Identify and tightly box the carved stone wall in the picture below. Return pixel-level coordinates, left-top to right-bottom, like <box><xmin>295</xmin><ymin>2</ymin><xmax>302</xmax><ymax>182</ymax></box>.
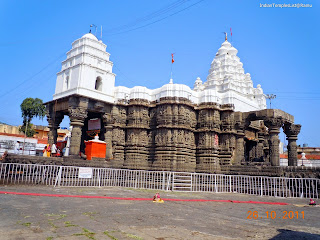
<box><xmin>46</xmin><ymin>96</ymin><xmax>301</xmax><ymax>173</ymax></box>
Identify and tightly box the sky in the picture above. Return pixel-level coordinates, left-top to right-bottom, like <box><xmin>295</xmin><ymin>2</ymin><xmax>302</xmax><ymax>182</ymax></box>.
<box><xmin>0</xmin><ymin>0</ymin><xmax>319</xmax><ymax>147</ymax></box>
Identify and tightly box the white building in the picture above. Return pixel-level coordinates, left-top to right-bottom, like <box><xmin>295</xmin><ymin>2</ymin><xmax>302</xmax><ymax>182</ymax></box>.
<box><xmin>53</xmin><ymin>33</ymin><xmax>266</xmax><ymax>112</ymax></box>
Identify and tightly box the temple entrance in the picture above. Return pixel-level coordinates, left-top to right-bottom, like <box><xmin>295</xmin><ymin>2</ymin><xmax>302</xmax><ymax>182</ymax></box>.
<box><xmin>244</xmin><ymin>138</ymin><xmax>264</xmax><ymax>163</ymax></box>
<box><xmin>80</xmin><ymin>112</ymin><xmax>105</xmax><ymax>153</ymax></box>
<box><xmin>245</xmin><ymin>138</ymin><xmax>257</xmax><ymax>163</ymax></box>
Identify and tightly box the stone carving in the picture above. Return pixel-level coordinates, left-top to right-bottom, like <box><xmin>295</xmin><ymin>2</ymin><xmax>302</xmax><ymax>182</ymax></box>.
<box><xmin>112</xmin><ymin>128</ymin><xmax>125</xmax><ymax>145</ymax></box>
<box><xmin>69</xmin><ymin>107</ymin><xmax>88</xmax><ymax>122</ymax></box>
<box><xmin>46</xmin><ymin>95</ymin><xmax>301</xmax><ymax>172</ymax></box>
<box><xmin>102</xmin><ymin>112</ymin><xmax>114</xmax><ymax>125</ymax></box>
<box><xmin>283</xmin><ymin>123</ymin><xmax>301</xmax><ymax>138</ymax></box>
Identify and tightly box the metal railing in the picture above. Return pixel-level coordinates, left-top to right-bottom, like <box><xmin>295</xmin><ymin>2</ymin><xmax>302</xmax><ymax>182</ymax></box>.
<box><xmin>0</xmin><ymin>163</ymin><xmax>319</xmax><ymax>199</ymax></box>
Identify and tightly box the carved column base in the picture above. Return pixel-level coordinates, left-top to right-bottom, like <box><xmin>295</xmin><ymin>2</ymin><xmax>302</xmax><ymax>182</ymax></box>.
<box><xmin>124</xmin><ymin>146</ymin><xmax>149</xmax><ymax>170</ymax></box>
<box><xmin>109</xmin><ymin>146</ymin><xmax>125</xmax><ymax>168</ymax></box>
<box><xmin>152</xmin><ymin>145</ymin><xmax>196</xmax><ymax>172</ymax></box>
<box><xmin>196</xmin><ymin>148</ymin><xmax>220</xmax><ymax>173</ymax></box>
<box><xmin>219</xmin><ymin>150</ymin><xmax>233</xmax><ymax>166</ymax></box>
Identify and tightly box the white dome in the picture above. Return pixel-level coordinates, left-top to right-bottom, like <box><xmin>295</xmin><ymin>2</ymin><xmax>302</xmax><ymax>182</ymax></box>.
<box><xmin>218</xmin><ymin>46</ymin><xmax>228</xmax><ymax>55</ymax></box>
<box><xmin>195</xmin><ymin>77</ymin><xmax>202</xmax><ymax>84</ymax></box>
<box><xmin>228</xmin><ymin>46</ymin><xmax>238</xmax><ymax>55</ymax></box>
<box><xmin>81</xmin><ymin>33</ymin><xmax>98</xmax><ymax>41</ymax></box>
<box><xmin>221</xmin><ymin>41</ymin><xmax>232</xmax><ymax>48</ymax></box>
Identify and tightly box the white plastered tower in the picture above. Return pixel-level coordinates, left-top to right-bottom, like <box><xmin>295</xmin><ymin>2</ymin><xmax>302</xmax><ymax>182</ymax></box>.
<box><xmin>53</xmin><ymin>33</ymin><xmax>115</xmax><ymax>103</ymax></box>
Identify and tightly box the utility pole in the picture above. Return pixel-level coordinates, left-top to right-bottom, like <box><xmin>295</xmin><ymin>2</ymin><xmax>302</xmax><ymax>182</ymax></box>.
<box><xmin>265</xmin><ymin>94</ymin><xmax>276</xmax><ymax>109</ymax></box>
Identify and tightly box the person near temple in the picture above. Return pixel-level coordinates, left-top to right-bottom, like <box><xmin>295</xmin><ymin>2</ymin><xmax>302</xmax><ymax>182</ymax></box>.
<box><xmin>43</xmin><ymin>146</ymin><xmax>48</xmax><ymax>157</ymax></box>
<box><xmin>56</xmin><ymin>148</ymin><xmax>61</xmax><ymax>157</ymax></box>
<box><xmin>46</xmin><ymin>144</ymin><xmax>51</xmax><ymax>157</ymax></box>
<box><xmin>51</xmin><ymin>143</ymin><xmax>57</xmax><ymax>157</ymax></box>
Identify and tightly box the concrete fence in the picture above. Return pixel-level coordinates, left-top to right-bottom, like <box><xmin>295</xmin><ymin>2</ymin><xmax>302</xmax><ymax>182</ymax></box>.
<box><xmin>0</xmin><ymin>163</ymin><xmax>319</xmax><ymax>199</ymax></box>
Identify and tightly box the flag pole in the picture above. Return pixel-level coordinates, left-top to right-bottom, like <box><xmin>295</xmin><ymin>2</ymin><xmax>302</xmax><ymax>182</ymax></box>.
<box><xmin>170</xmin><ymin>53</ymin><xmax>175</xmax><ymax>84</ymax></box>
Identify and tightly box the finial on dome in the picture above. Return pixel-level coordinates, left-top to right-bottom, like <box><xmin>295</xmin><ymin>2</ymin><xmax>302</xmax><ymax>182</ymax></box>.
<box><xmin>90</xmin><ymin>24</ymin><xmax>97</xmax><ymax>36</ymax></box>
<box><xmin>169</xmin><ymin>78</ymin><xmax>173</xmax><ymax>84</ymax></box>
<box><xmin>224</xmin><ymin>32</ymin><xmax>227</xmax><ymax>41</ymax></box>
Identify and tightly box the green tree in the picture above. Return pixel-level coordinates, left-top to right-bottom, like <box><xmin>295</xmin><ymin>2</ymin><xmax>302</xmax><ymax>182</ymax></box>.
<box><xmin>20</xmin><ymin>98</ymin><xmax>46</xmax><ymax>137</ymax></box>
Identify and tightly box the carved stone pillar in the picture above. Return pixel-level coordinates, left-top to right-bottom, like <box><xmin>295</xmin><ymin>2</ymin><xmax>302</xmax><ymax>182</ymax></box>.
<box><xmin>219</xmin><ymin>110</ymin><xmax>235</xmax><ymax>165</ymax></box>
<box><xmin>102</xmin><ymin>112</ymin><xmax>113</xmax><ymax>159</ymax></box>
<box><xmin>46</xmin><ymin>104</ymin><xmax>64</xmax><ymax>145</ymax></box>
<box><xmin>283</xmin><ymin>123</ymin><xmax>301</xmax><ymax>166</ymax></box>
<box><xmin>256</xmin><ymin>132</ymin><xmax>265</xmax><ymax>161</ymax></box>
<box><xmin>234</xmin><ymin>121</ymin><xmax>245</xmax><ymax>165</ymax></box>
<box><xmin>68</xmin><ymin>107</ymin><xmax>88</xmax><ymax>155</ymax></box>
<box><xmin>124</xmin><ymin>104</ymin><xmax>150</xmax><ymax>170</ymax></box>
<box><xmin>264</xmin><ymin>118</ymin><xmax>283</xmax><ymax>166</ymax></box>
<box><xmin>109</xmin><ymin>105</ymin><xmax>126</xmax><ymax>167</ymax></box>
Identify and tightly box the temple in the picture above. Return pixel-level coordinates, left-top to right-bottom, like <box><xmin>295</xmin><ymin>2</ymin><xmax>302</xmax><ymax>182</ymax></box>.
<box><xmin>45</xmin><ymin>32</ymin><xmax>301</xmax><ymax>172</ymax></box>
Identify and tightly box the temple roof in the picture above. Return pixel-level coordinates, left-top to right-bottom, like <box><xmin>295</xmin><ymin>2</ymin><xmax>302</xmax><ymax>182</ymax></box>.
<box><xmin>81</xmin><ymin>33</ymin><xmax>98</xmax><ymax>41</ymax></box>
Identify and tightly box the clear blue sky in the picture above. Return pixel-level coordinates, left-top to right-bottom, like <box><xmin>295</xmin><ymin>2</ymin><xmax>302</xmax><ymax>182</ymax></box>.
<box><xmin>0</xmin><ymin>0</ymin><xmax>319</xmax><ymax>147</ymax></box>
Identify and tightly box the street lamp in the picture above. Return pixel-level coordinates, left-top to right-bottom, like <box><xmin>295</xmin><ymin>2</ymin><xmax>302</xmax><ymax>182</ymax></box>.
<box><xmin>265</xmin><ymin>94</ymin><xmax>276</xmax><ymax>109</ymax></box>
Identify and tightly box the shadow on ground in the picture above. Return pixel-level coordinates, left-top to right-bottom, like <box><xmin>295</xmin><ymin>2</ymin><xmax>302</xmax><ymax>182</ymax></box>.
<box><xmin>271</xmin><ymin>229</ymin><xmax>320</xmax><ymax>240</ymax></box>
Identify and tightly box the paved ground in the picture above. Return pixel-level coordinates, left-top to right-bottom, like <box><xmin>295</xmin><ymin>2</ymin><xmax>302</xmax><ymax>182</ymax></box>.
<box><xmin>0</xmin><ymin>185</ymin><xmax>319</xmax><ymax>240</ymax></box>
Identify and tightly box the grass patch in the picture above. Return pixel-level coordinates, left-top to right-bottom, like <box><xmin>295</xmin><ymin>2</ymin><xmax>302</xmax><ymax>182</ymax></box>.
<box><xmin>48</xmin><ymin>220</ymin><xmax>59</xmax><ymax>230</ymax></box>
<box><xmin>45</xmin><ymin>213</ymin><xmax>67</xmax><ymax>220</ymax></box>
<box><xmin>73</xmin><ymin>228</ymin><xmax>96</xmax><ymax>239</ymax></box>
<box><xmin>83</xmin><ymin>212</ymin><xmax>97</xmax><ymax>219</ymax></box>
<box><xmin>64</xmin><ymin>221</ymin><xmax>78</xmax><ymax>227</ymax></box>
<box><xmin>46</xmin><ymin>237</ymin><xmax>53</xmax><ymax>240</ymax></box>
<box><xmin>103</xmin><ymin>230</ymin><xmax>118</xmax><ymax>240</ymax></box>
<box><xmin>127</xmin><ymin>233</ymin><xmax>143</xmax><ymax>239</ymax></box>
<box><xmin>21</xmin><ymin>222</ymin><xmax>31</xmax><ymax>227</ymax></box>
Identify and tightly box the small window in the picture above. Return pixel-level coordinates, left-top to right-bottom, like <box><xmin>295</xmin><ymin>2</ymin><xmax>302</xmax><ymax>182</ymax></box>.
<box><xmin>65</xmin><ymin>76</ymin><xmax>69</xmax><ymax>90</ymax></box>
<box><xmin>95</xmin><ymin>76</ymin><xmax>102</xmax><ymax>91</ymax></box>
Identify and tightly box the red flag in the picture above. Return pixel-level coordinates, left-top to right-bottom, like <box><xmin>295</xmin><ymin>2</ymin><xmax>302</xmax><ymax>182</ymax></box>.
<box><xmin>230</xmin><ymin>28</ymin><xmax>232</xmax><ymax>37</ymax></box>
<box><xmin>171</xmin><ymin>53</ymin><xmax>175</xmax><ymax>63</ymax></box>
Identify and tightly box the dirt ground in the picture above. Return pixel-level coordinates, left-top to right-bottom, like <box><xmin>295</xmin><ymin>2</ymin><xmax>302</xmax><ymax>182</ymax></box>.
<box><xmin>0</xmin><ymin>185</ymin><xmax>319</xmax><ymax>240</ymax></box>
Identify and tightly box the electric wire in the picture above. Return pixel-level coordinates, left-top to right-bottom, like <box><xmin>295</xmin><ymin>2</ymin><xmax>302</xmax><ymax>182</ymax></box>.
<box><xmin>106</xmin><ymin>0</ymin><xmax>191</xmax><ymax>33</ymax></box>
<box><xmin>105</xmin><ymin>0</ymin><xmax>206</xmax><ymax>36</ymax></box>
<box><xmin>0</xmin><ymin>51</ymin><xmax>66</xmax><ymax>100</ymax></box>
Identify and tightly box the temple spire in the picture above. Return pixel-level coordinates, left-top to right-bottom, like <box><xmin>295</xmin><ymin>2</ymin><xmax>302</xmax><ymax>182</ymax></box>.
<box><xmin>224</xmin><ymin>32</ymin><xmax>227</xmax><ymax>41</ymax></box>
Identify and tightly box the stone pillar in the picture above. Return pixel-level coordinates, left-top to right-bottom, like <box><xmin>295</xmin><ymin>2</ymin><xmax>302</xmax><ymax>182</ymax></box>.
<box><xmin>46</xmin><ymin>103</ymin><xmax>64</xmax><ymax>145</ymax></box>
<box><xmin>235</xmin><ymin>124</ymin><xmax>245</xmax><ymax>165</ymax></box>
<box><xmin>264</xmin><ymin>118</ymin><xmax>283</xmax><ymax>166</ymax></box>
<box><xmin>102</xmin><ymin>112</ymin><xmax>113</xmax><ymax>159</ymax></box>
<box><xmin>196</xmin><ymin>107</ymin><xmax>220</xmax><ymax>173</ymax></box>
<box><xmin>283</xmin><ymin>123</ymin><xmax>301</xmax><ymax>166</ymax></box>
<box><xmin>219</xmin><ymin>109</ymin><xmax>235</xmax><ymax>165</ymax></box>
<box><xmin>124</xmin><ymin>104</ymin><xmax>150</xmax><ymax>170</ymax></box>
<box><xmin>68</xmin><ymin>99</ymin><xmax>88</xmax><ymax>155</ymax></box>
<box><xmin>256</xmin><ymin>132</ymin><xmax>265</xmax><ymax>161</ymax></box>
<box><xmin>109</xmin><ymin>105</ymin><xmax>126</xmax><ymax>167</ymax></box>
